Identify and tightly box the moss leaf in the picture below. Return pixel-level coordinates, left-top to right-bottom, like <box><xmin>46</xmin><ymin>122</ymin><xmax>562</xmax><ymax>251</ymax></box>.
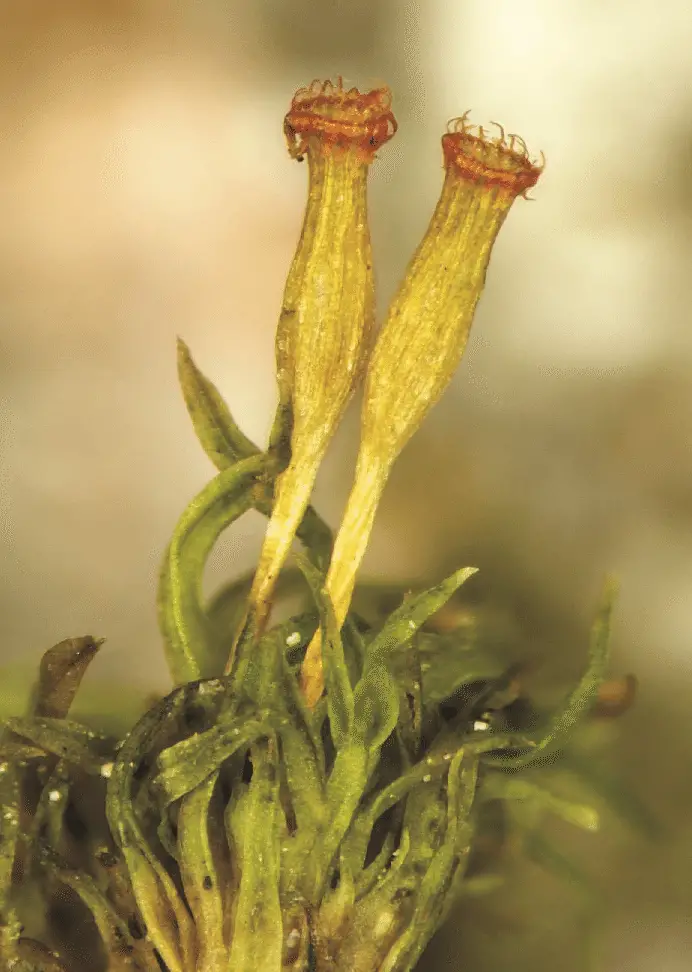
<box><xmin>32</xmin><ymin>636</ymin><xmax>103</xmax><ymax>720</ymax></box>
<box><xmin>226</xmin><ymin>742</ymin><xmax>283</xmax><ymax>972</ymax></box>
<box><xmin>106</xmin><ymin>689</ymin><xmax>199</xmax><ymax>972</ymax></box>
<box><xmin>155</xmin><ymin>714</ymin><xmax>272</xmax><ymax>806</ymax></box>
<box><xmin>177</xmin><ymin>775</ymin><xmax>228</xmax><ymax>970</ymax></box>
<box><xmin>39</xmin><ymin>842</ymin><xmax>160</xmax><ymax>971</ymax></box>
<box><xmin>364</xmin><ymin>567</ymin><xmax>478</xmax><ymax>675</ymax></box>
<box><xmin>2</xmin><ymin>716</ymin><xmax>114</xmax><ymax>775</ymax></box>
<box><xmin>177</xmin><ymin>337</ymin><xmax>259</xmax><ymax>469</ymax></box>
<box><xmin>352</xmin><ymin>663</ymin><xmax>399</xmax><ymax>755</ymax></box>
<box><xmin>296</xmin><ymin>555</ymin><xmax>354</xmax><ymax>749</ymax></box>
<box><xmin>157</xmin><ymin>453</ymin><xmax>269</xmax><ymax>684</ymax></box>
<box><xmin>483</xmin><ymin>577</ymin><xmax>617</xmax><ymax>769</ymax></box>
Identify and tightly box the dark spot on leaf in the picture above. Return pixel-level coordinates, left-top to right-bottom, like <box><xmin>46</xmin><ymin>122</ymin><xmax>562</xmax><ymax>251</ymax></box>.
<box><xmin>97</xmin><ymin>849</ymin><xmax>118</xmax><ymax>869</ymax></box>
<box><xmin>202</xmin><ymin>875</ymin><xmax>213</xmax><ymax>891</ymax></box>
<box><xmin>392</xmin><ymin>886</ymin><xmax>414</xmax><ymax>902</ymax></box>
<box><xmin>128</xmin><ymin>915</ymin><xmax>147</xmax><ymax>940</ymax></box>
<box><xmin>113</xmin><ymin>926</ymin><xmax>135</xmax><ymax>954</ymax></box>
<box><xmin>133</xmin><ymin>757</ymin><xmax>150</xmax><ymax>782</ymax></box>
<box><xmin>183</xmin><ymin>703</ymin><xmax>207</xmax><ymax>733</ymax></box>
<box><xmin>64</xmin><ymin>800</ymin><xmax>88</xmax><ymax>841</ymax></box>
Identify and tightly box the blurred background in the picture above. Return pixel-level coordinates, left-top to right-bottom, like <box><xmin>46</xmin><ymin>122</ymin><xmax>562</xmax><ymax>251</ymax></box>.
<box><xmin>1</xmin><ymin>1</ymin><xmax>691</xmax><ymax>969</ymax></box>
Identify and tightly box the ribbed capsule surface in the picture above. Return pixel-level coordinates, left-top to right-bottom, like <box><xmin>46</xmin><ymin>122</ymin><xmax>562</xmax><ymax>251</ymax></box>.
<box><xmin>361</xmin><ymin>117</ymin><xmax>542</xmax><ymax>464</ymax></box>
<box><xmin>229</xmin><ymin>80</ymin><xmax>397</xmax><ymax>659</ymax></box>
<box><xmin>300</xmin><ymin>116</ymin><xmax>543</xmax><ymax>705</ymax></box>
<box><xmin>276</xmin><ymin>79</ymin><xmax>397</xmax><ymax>440</ymax></box>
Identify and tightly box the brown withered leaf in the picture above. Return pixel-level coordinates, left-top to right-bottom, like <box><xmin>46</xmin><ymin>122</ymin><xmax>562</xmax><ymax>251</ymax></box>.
<box><xmin>33</xmin><ymin>636</ymin><xmax>104</xmax><ymax>720</ymax></box>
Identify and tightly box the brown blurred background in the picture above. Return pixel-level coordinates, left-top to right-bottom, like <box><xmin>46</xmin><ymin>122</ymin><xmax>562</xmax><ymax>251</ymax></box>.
<box><xmin>1</xmin><ymin>1</ymin><xmax>691</xmax><ymax>969</ymax></box>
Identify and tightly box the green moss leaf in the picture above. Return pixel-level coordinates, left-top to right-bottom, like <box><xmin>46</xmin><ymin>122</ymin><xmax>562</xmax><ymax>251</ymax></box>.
<box><xmin>392</xmin><ymin>629</ymin><xmax>509</xmax><ymax>706</ymax></box>
<box><xmin>119</xmin><ymin>819</ymin><xmax>196</xmax><ymax>972</ymax></box>
<box><xmin>559</xmin><ymin>747</ymin><xmax>663</xmax><ymax>841</ymax></box>
<box><xmin>177</xmin><ymin>775</ymin><xmax>228</xmax><ymax>971</ymax></box>
<box><xmin>322</xmin><ymin>741</ymin><xmax>369</xmax><ymax>883</ymax></box>
<box><xmin>483</xmin><ymin>577</ymin><xmax>617</xmax><ymax>769</ymax></box>
<box><xmin>364</xmin><ymin>566</ymin><xmax>478</xmax><ymax>675</ymax></box>
<box><xmin>106</xmin><ymin>688</ymin><xmax>200</xmax><ymax>972</ymax></box>
<box><xmin>177</xmin><ymin>337</ymin><xmax>259</xmax><ymax>469</ymax></box>
<box><xmin>379</xmin><ymin>750</ymin><xmax>479</xmax><ymax>972</ymax></box>
<box><xmin>480</xmin><ymin>775</ymin><xmax>600</xmax><ymax>832</ymax></box>
<box><xmin>157</xmin><ymin>453</ymin><xmax>269</xmax><ymax>684</ymax></box>
<box><xmin>296</xmin><ymin>555</ymin><xmax>354</xmax><ymax>749</ymax></box>
<box><xmin>352</xmin><ymin>663</ymin><xmax>399</xmax><ymax>755</ymax></box>
<box><xmin>2</xmin><ymin>717</ymin><xmax>114</xmax><ymax>775</ymax></box>
<box><xmin>10</xmin><ymin>938</ymin><xmax>70</xmax><ymax>971</ymax></box>
<box><xmin>226</xmin><ymin>742</ymin><xmax>283</xmax><ymax>972</ymax></box>
<box><xmin>155</xmin><ymin>713</ymin><xmax>272</xmax><ymax>805</ymax></box>
<box><xmin>0</xmin><ymin>760</ymin><xmax>21</xmax><ymax>952</ymax></box>
<box><xmin>31</xmin><ymin>762</ymin><xmax>71</xmax><ymax>853</ymax></box>
<box><xmin>274</xmin><ymin>652</ymin><xmax>326</xmax><ymax>836</ymax></box>
<box><xmin>39</xmin><ymin>842</ymin><xmax>160</xmax><ymax>971</ymax></box>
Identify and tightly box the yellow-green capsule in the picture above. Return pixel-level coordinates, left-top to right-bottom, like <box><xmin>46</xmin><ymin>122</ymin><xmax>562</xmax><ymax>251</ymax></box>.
<box><xmin>300</xmin><ymin>115</ymin><xmax>543</xmax><ymax>706</ymax></box>
<box><xmin>230</xmin><ymin>80</ymin><xmax>397</xmax><ymax>658</ymax></box>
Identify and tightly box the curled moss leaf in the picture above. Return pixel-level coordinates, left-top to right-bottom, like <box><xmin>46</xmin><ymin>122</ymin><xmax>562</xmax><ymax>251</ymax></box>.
<box><xmin>2</xmin><ymin>717</ymin><xmax>115</xmax><ymax>776</ymax></box>
<box><xmin>157</xmin><ymin>454</ymin><xmax>269</xmax><ymax>684</ymax></box>
<box><xmin>106</xmin><ymin>690</ymin><xmax>200</xmax><ymax>972</ymax></box>
<box><xmin>39</xmin><ymin>842</ymin><xmax>159</xmax><ymax>971</ymax></box>
<box><xmin>0</xmin><ymin>737</ymin><xmax>45</xmax><ymax>764</ymax></box>
<box><xmin>32</xmin><ymin>636</ymin><xmax>103</xmax><ymax>720</ymax></box>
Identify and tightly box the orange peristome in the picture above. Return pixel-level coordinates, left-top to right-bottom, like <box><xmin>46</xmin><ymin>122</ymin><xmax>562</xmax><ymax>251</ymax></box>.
<box><xmin>442</xmin><ymin>114</ymin><xmax>543</xmax><ymax>196</ymax></box>
<box><xmin>284</xmin><ymin>78</ymin><xmax>397</xmax><ymax>162</ymax></box>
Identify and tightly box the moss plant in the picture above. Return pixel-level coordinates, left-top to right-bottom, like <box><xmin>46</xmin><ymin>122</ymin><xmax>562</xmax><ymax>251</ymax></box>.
<box><xmin>0</xmin><ymin>79</ymin><xmax>655</xmax><ymax>972</ymax></box>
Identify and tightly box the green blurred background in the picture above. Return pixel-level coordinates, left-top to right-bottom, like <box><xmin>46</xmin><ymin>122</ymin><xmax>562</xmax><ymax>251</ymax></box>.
<box><xmin>1</xmin><ymin>1</ymin><xmax>691</xmax><ymax>968</ymax></box>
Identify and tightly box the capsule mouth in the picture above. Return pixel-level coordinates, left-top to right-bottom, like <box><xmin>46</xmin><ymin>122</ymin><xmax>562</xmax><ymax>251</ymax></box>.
<box><xmin>442</xmin><ymin>113</ymin><xmax>544</xmax><ymax>196</ymax></box>
<box><xmin>285</xmin><ymin>78</ymin><xmax>397</xmax><ymax>162</ymax></box>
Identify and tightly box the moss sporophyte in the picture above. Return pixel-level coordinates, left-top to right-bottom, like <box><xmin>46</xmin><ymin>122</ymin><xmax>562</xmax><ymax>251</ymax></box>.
<box><xmin>0</xmin><ymin>79</ymin><xmax>655</xmax><ymax>972</ymax></box>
